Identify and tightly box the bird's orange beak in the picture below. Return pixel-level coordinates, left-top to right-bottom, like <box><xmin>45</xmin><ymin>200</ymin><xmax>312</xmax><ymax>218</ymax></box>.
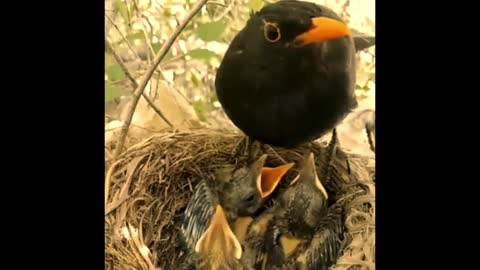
<box><xmin>294</xmin><ymin>17</ymin><xmax>351</xmax><ymax>46</ymax></box>
<box><xmin>259</xmin><ymin>162</ymin><xmax>294</xmax><ymax>198</ymax></box>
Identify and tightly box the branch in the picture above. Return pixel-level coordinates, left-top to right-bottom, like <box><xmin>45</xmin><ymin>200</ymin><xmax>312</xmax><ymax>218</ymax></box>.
<box><xmin>105</xmin><ymin>13</ymin><xmax>140</xmax><ymax>60</ymax></box>
<box><xmin>105</xmin><ymin>39</ymin><xmax>173</xmax><ymax>128</ymax></box>
<box><xmin>112</xmin><ymin>0</ymin><xmax>209</xmax><ymax>160</ymax></box>
<box><xmin>105</xmin><ymin>39</ymin><xmax>137</xmax><ymax>83</ymax></box>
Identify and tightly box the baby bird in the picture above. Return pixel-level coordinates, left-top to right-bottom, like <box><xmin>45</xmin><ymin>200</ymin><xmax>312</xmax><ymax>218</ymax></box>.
<box><xmin>215</xmin><ymin>154</ymin><xmax>294</xmax><ymax>224</ymax></box>
<box><xmin>286</xmin><ymin>203</ymin><xmax>344</xmax><ymax>270</ymax></box>
<box><xmin>179</xmin><ymin>155</ymin><xmax>294</xmax><ymax>269</ymax></box>
<box><xmin>239</xmin><ymin>208</ymin><xmax>276</xmax><ymax>270</ymax></box>
<box><xmin>179</xmin><ymin>180</ymin><xmax>244</xmax><ymax>270</ymax></box>
<box><xmin>264</xmin><ymin>151</ymin><xmax>334</xmax><ymax>268</ymax></box>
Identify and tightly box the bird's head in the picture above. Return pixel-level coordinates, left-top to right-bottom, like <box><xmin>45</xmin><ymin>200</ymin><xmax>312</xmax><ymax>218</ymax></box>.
<box><xmin>275</xmin><ymin>152</ymin><xmax>329</xmax><ymax>233</ymax></box>
<box><xmin>289</xmin><ymin>152</ymin><xmax>328</xmax><ymax>200</ymax></box>
<box><xmin>195</xmin><ymin>204</ymin><xmax>243</xmax><ymax>268</ymax></box>
<box><xmin>219</xmin><ymin>154</ymin><xmax>294</xmax><ymax>218</ymax></box>
<box><xmin>180</xmin><ymin>181</ymin><xmax>242</xmax><ymax>269</ymax></box>
<box><xmin>225</xmin><ymin>1</ymin><xmax>352</xmax><ymax>57</ymax></box>
<box><xmin>215</xmin><ymin>0</ymin><xmax>355</xmax><ymax>101</ymax></box>
<box><xmin>254</xmin><ymin>0</ymin><xmax>351</xmax><ymax>48</ymax></box>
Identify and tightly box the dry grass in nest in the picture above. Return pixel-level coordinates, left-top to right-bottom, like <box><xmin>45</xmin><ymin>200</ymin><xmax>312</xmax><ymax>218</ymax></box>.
<box><xmin>105</xmin><ymin>129</ymin><xmax>375</xmax><ymax>270</ymax></box>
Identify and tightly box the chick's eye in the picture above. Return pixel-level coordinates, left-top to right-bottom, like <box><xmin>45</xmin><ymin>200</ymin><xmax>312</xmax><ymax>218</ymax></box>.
<box><xmin>264</xmin><ymin>23</ymin><xmax>281</xmax><ymax>42</ymax></box>
<box><xmin>246</xmin><ymin>194</ymin><xmax>255</xmax><ymax>202</ymax></box>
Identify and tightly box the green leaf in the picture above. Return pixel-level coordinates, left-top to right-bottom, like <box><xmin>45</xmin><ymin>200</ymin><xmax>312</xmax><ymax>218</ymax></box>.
<box><xmin>187</xmin><ymin>49</ymin><xmax>218</xmax><ymax>61</ymax></box>
<box><xmin>152</xmin><ymin>42</ymin><xmax>161</xmax><ymax>53</ymax></box>
<box><xmin>129</xmin><ymin>0</ymin><xmax>137</xmax><ymax>15</ymax></box>
<box><xmin>194</xmin><ymin>21</ymin><xmax>226</xmax><ymax>41</ymax></box>
<box><xmin>107</xmin><ymin>64</ymin><xmax>126</xmax><ymax>81</ymax></box>
<box><xmin>191</xmin><ymin>73</ymin><xmax>200</xmax><ymax>88</ymax></box>
<box><xmin>114</xmin><ymin>0</ymin><xmax>129</xmax><ymax>25</ymax></box>
<box><xmin>163</xmin><ymin>51</ymin><xmax>174</xmax><ymax>62</ymax></box>
<box><xmin>209</xmin><ymin>93</ymin><xmax>219</xmax><ymax>104</ymax></box>
<box><xmin>105</xmin><ymin>53</ymin><xmax>114</xmax><ymax>68</ymax></box>
<box><xmin>193</xmin><ymin>100</ymin><xmax>207</xmax><ymax>122</ymax></box>
<box><xmin>248</xmin><ymin>0</ymin><xmax>264</xmax><ymax>12</ymax></box>
<box><xmin>355</xmin><ymin>83</ymin><xmax>370</xmax><ymax>91</ymax></box>
<box><xmin>105</xmin><ymin>83</ymin><xmax>130</xmax><ymax>102</ymax></box>
<box><xmin>184</xmin><ymin>24</ymin><xmax>195</xmax><ymax>33</ymax></box>
<box><xmin>126</xmin><ymin>31</ymin><xmax>144</xmax><ymax>41</ymax></box>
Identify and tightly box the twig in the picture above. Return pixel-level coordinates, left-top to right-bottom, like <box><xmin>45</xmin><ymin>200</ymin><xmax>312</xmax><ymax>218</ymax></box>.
<box><xmin>131</xmin><ymin>0</ymin><xmax>155</xmax><ymax>63</ymax></box>
<box><xmin>105</xmin><ymin>159</ymin><xmax>123</xmax><ymax>206</ymax></box>
<box><xmin>365</xmin><ymin>124</ymin><xmax>375</xmax><ymax>153</ymax></box>
<box><xmin>141</xmin><ymin>14</ymin><xmax>154</xmax><ymax>38</ymax></box>
<box><xmin>105</xmin><ymin>39</ymin><xmax>173</xmax><ymax>127</ymax></box>
<box><xmin>211</xmin><ymin>0</ymin><xmax>233</xmax><ymax>22</ymax></box>
<box><xmin>159</xmin><ymin>54</ymin><xmax>184</xmax><ymax>66</ymax></box>
<box><xmin>105</xmin><ymin>147</ymin><xmax>114</xmax><ymax>160</ymax></box>
<box><xmin>265</xmin><ymin>144</ymin><xmax>287</xmax><ymax>164</ymax></box>
<box><xmin>131</xmin><ymin>0</ymin><xmax>140</xmax><ymax>13</ymax></box>
<box><xmin>141</xmin><ymin>25</ymin><xmax>153</xmax><ymax>64</ymax></box>
<box><xmin>105</xmin><ymin>13</ymin><xmax>140</xmax><ymax>60</ymax></box>
<box><xmin>105</xmin><ymin>39</ymin><xmax>138</xmax><ymax>83</ymax></box>
<box><xmin>123</xmin><ymin>0</ymin><xmax>132</xmax><ymax>27</ymax></box>
<box><xmin>105</xmin><ymin>114</ymin><xmax>117</xmax><ymax>121</ymax></box>
<box><xmin>105</xmin><ymin>122</ymin><xmax>161</xmax><ymax>133</ymax></box>
<box><xmin>113</xmin><ymin>0</ymin><xmax>209</xmax><ymax>160</ymax></box>
<box><xmin>206</xmin><ymin>2</ymin><xmax>227</xmax><ymax>7</ymax></box>
<box><xmin>105</xmin><ymin>194</ymin><xmax>131</xmax><ymax>215</ymax></box>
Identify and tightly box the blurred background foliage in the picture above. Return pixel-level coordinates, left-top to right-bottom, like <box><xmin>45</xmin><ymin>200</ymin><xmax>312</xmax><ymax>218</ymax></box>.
<box><xmin>105</xmin><ymin>0</ymin><xmax>375</xmax><ymax>153</ymax></box>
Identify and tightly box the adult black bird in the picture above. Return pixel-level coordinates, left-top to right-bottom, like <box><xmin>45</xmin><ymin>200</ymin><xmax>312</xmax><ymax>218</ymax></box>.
<box><xmin>215</xmin><ymin>0</ymin><xmax>358</xmax><ymax>151</ymax></box>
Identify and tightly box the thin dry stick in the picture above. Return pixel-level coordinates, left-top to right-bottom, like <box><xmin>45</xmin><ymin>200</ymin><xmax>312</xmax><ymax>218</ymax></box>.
<box><xmin>140</xmin><ymin>25</ymin><xmax>154</xmax><ymax>63</ymax></box>
<box><xmin>105</xmin><ymin>159</ymin><xmax>123</xmax><ymax>206</ymax></box>
<box><xmin>113</xmin><ymin>0</ymin><xmax>209</xmax><ymax>160</ymax></box>
<box><xmin>105</xmin><ymin>39</ymin><xmax>173</xmax><ymax>127</ymax></box>
<box><xmin>105</xmin><ymin>39</ymin><xmax>137</xmax><ymax>83</ymax></box>
<box><xmin>105</xmin><ymin>13</ymin><xmax>140</xmax><ymax>60</ymax></box>
<box><xmin>211</xmin><ymin>0</ymin><xmax>233</xmax><ymax>21</ymax></box>
<box><xmin>136</xmin><ymin>14</ymin><xmax>155</xmax><ymax>63</ymax></box>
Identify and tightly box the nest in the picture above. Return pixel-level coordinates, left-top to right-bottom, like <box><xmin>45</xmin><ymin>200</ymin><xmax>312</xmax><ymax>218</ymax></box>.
<box><xmin>105</xmin><ymin>129</ymin><xmax>375</xmax><ymax>270</ymax></box>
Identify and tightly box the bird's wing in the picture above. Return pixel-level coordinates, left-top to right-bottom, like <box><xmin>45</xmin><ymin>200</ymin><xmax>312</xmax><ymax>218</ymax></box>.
<box><xmin>351</xmin><ymin>28</ymin><xmax>375</xmax><ymax>52</ymax></box>
<box><xmin>296</xmin><ymin>204</ymin><xmax>344</xmax><ymax>270</ymax></box>
<box><xmin>179</xmin><ymin>180</ymin><xmax>219</xmax><ymax>251</ymax></box>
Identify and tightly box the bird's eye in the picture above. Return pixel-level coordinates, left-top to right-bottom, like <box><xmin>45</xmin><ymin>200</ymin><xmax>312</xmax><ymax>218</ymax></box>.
<box><xmin>246</xmin><ymin>194</ymin><xmax>255</xmax><ymax>202</ymax></box>
<box><xmin>264</xmin><ymin>22</ymin><xmax>281</xmax><ymax>43</ymax></box>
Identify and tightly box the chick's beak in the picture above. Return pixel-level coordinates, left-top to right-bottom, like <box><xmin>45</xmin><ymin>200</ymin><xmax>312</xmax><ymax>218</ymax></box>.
<box><xmin>259</xmin><ymin>162</ymin><xmax>294</xmax><ymax>198</ymax></box>
<box><xmin>195</xmin><ymin>205</ymin><xmax>242</xmax><ymax>260</ymax></box>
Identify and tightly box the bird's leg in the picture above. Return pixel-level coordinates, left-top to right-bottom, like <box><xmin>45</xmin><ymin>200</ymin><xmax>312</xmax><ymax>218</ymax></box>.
<box><xmin>365</xmin><ymin>122</ymin><xmax>375</xmax><ymax>153</ymax></box>
<box><xmin>323</xmin><ymin>128</ymin><xmax>339</xmax><ymax>185</ymax></box>
<box><xmin>331</xmin><ymin>128</ymin><xmax>351</xmax><ymax>175</ymax></box>
<box><xmin>232</xmin><ymin>136</ymin><xmax>251</xmax><ymax>165</ymax></box>
<box><xmin>231</xmin><ymin>136</ymin><xmax>264</xmax><ymax>169</ymax></box>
